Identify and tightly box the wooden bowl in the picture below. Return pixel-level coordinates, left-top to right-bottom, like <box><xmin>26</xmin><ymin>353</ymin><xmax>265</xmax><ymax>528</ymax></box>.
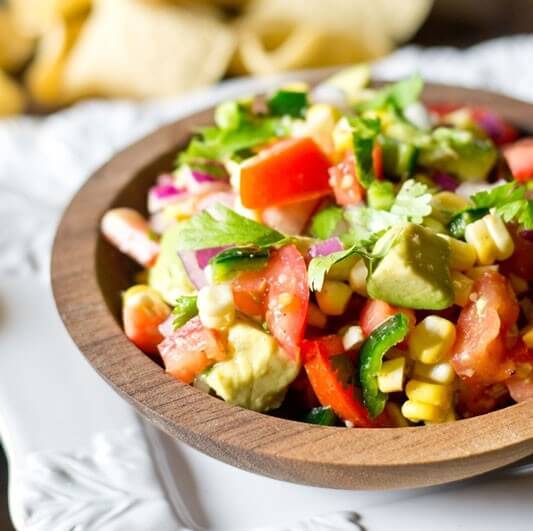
<box><xmin>51</xmin><ymin>77</ymin><xmax>533</xmax><ymax>490</ymax></box>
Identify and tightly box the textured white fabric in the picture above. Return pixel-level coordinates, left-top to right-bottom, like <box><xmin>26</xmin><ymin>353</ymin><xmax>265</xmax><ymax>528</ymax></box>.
<box><xmin>1</xmin><ymin>35</ymin><xmax>533</xmax><ymax>281</ymax></box>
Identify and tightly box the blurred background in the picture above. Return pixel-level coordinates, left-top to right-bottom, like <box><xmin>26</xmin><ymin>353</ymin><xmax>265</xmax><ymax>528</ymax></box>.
<box><xmin>1</xmin><ymin>0</ymin><xmax>533</xmax><ymax>529</ymax></box>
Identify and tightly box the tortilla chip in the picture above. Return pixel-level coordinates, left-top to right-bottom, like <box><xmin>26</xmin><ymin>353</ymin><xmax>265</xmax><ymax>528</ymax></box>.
<box><xmin>0</xmin><ymin>7</ymin><xmax>35</xmax><ymax>72</ymax></box>
<box><xmin>9</xmin><ymin>0</ymin><xmax>91</xmax><ymax>36</ymax></box>
<box><xmin>25</xmin><ymin>15</ymin><xmax>86</xmax><ymax>106</ymax></box>
<box><xmin>62</xmin><ymin>0</ymin><xmax>236</xmax><ymax>99</ymax></box>
<box><xmin>231</xmin><ymin>0</ymin><xmax>393</xmax><ymax>75</ymax></box>
<box><xmin>0</xmin><ymin>70</ymin><xmax>25</xmax><ymax>116</ymax></box>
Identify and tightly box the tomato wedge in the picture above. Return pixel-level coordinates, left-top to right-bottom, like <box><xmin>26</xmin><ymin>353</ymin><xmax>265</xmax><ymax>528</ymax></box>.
<box><xmin>503</xmin><ymin>138</ymin><xmax>533</xmax><ymax>182</ymax></box>
<box><xmin>451</xmin><ymin>271</ymin><xmax>519</xmax><ymax>384</ymax></box>
<box><xmin>158</xmin><ymin>316</ymin><xmax>226</xmax><ymax>384</ymax></box>
<box><xmin>359</xmin><ymin>299</ymin><xmax>416</xmax><ymax>337</ymax></box>
<box><xmin>303</xmin><ymin>336</ymin><xmax>387</xmax><ymax>427</ymax></box>
<box><xmin>122</xmin><ymin>285</ymin><xmax>170</xmax><ymax>355</ymax></box>
<box><xmin>239</xmin><ymin>137</ymin><xmax>332</xmax><ymax>209</ymax></box>
<box><xmin>265</xmin><ymin>245</ymin><xmax>309</xmax><ymax>359</ymax></box>
<box><xmin>328</xmin><ymin>152</ymin><xmax>365</xmax><ymax>206</ymax></box>
<box><xmin>231</xmin><ymin>244</ymin><xmax>309</xmax><ymax>359</ymax></box>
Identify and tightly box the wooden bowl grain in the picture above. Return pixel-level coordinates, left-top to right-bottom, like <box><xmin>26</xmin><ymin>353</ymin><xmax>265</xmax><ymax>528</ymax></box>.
<box><xmin>51</xmin><ymin>76</ymin><xmax>533</xmax><ymax>490</ymax></box>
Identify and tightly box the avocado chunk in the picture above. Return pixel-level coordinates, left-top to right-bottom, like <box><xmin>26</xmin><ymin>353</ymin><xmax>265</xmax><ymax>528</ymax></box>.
<box><xmin>200</xmin><ymin>320</ymin><xmax>300</xmax><ymax>412</ymax></box>
<box><xmin>367</xmin><ymin>223</ymin><xmax>453</xmax><ymax>310</ymax></box>
<box><xmin>148</xmin><ymin>222</ymin><xmax>195</xmax><ymax>305</ymax></box>
<box><xmin>418</xmin><ymin>127</ymin><xmax>497</xmax><ymax>182</ymax></box>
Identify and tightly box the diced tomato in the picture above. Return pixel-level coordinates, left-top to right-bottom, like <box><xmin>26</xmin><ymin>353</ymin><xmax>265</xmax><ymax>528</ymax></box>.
<box><xmin>500</xmin><ymin>227</ymin><xmax>533</xmax><ymax>282</ymax></box>
<box><xmin>158</xmin><ymin>316</ymin><xmax>226</xmax><ymax>384</ymax></box>
<box><xmin>505</xmin><ymin>341</ymin><xmax>533</xmax><ymax>403</ymax></box>
<box><xmin>303</xmin><ymin>336</ymin><xmax>388</xmax><ymax>427</ymax></box>
<box><xmin>265</xmin><ymin>245</ymin><xmax>309</xmax><ymax>359</ymax></box>
<box><xmin>456</xmin><ymin>380</ymin><xmax>511</xmax><ymax>418</ymax></box>
<box><xmin>427</xmin><ymin>102</ymin><xmax>461</xmax><ymax>117</ymax></box>
<box><xmin>451</xmin><ymin>271</ymin><xmax>520</xmax><ymax>384</ymax></box>
<box><xmin>328</xmin><ymin>152</ymin><xmax>365</xmax><ymax>206</ymax></box>
<box><xmin>359</xmin><ymin>299</ymin><xmax>416</xmax><ymax>337</ymax></box>
<box><xmin>239</xmin><ymin>137</ymin><xmax>332</xmax><ymax>209</ymax></box>
<box><xmin>231</xmin><ymin>244</ymin><xmax>309</xmax><ymax>359</ymax></box>
<box><xmin>101</xmin><ymin>208</ymin><xmax>160</xmax><ymax>267</ymax></box>
<box><xmin>232</xmin><ymin>269</ymin><xmax>267</xmax><ymax>318</ymax></box>
<box><xmin>503</xmin><ymin>138</ymin><xmax>533</xmax><ymax>182</ymax></box>
<box><xmin>122</xmin><ymin>285</ymin><xmax>171</xmax><ymax>355</ymax></box>
<box><xmin>261</xmin><ymin>198</ymin><xmax>318</xmax><ymax>235</ymax></box>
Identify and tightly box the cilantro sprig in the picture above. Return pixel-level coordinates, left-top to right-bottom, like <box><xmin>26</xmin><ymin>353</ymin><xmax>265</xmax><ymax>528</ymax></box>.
<box><xmin>172</xmin><ymin>296</ymin><xmax>198</xmax><ymax>330</ymax></box>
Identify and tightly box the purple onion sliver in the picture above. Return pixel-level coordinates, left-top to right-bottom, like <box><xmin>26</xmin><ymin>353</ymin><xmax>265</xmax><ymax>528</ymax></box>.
<box><xmin>151</xmin><ymin>183</ymin><xmax>185</xmax><ymax>199</ymax></box>
<box><xmin>433</xmin><ymin>172</ymin><xmax>458</xmax><ymax>192</ymax></box>
<box><xmin>309</xmin><ymin>237</ymin><xmax>344</xmax><ymax>258</ymax></box>
<box><xmin>195</xmin><ymin>246</ymin><xmax>230</xmax><ymax>269</ymax></box>
<box><xmin>519</xmin><ymin>229</ymin><xmax>533</xmax><ymax>242</ymax></box>
<box><xmin>178</xmin><ymin>250</ymin><xmax>207</xmax><ymax>289</ymax></box>
<box><xmin>157</xmin><ymin>173</ymin><xmax>176</xmax><ymax>186</ymax></box>
<box><xmin>191</xmin><ymin>171</ymin><xmax>217</xmax><ymax>184</ymax></box>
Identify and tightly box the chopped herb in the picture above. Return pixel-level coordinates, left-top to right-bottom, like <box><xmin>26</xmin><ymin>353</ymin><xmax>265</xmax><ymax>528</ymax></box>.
<box><xmin>268</xmin><ymin>89</ymin><xmax>308</xmax><ymax>118</ymax></box>
<box><xmin>172</xmin><ymin>296</ymin><xmax>198</xmax><ymax>330</ymax></box>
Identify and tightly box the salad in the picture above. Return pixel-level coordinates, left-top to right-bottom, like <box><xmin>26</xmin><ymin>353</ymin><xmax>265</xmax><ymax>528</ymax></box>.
<box><xmin>101</xmin><ymin>66</ymin><xmax>533</xmax><ymax>428</ymax></box>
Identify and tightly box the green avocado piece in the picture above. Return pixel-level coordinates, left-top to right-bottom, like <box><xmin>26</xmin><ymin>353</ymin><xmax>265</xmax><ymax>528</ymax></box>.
<box><xmin>367</xmin><ymin>223</ymin><xmax>453</xmax><ymax>310</ymax></box>
<box><xmin>200</xmin><ymin>320</ymin><xmax>300</xmax><ymax>412</ymax></box>
<box><xmin>418</xmin><ymin>127</ymin><xmax>497</xmax><ymax>182</ymax></box>
<box><xmin>148</xmin><ymin>222</ymin><xmax>196</xmax><ymax>305</ymax></box>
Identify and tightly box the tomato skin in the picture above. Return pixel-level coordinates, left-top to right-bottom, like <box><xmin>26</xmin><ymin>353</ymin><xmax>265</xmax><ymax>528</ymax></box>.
<box><xmin>503</xmin><ymin>138</ymin><xmax>533</xmax><ymax>182</ymax></box>
<box><xmin>158</xmin><ymin>316</ymin><xmax>226</xmax><ymax>384</ymax></box>
<box><xmin>240</xmin><ymin>137</ymin><xmax>332</xmax><ymax>209</ymax></box>
<box><xmin>451</xmin><ymin>271</ymin><xmax>519</xmax><ymax>385</ymax></box>
<box><xmin>505</xmin><ymin>341</ymin><xmax>533</xmax><ymax>403</ymax></box>
<box><xmin>500</xmin><ymin>226</ymin><xmax>533</xmax><ymax>282</ymax></box>
<box><xmin>231</xmin><ymin>244</ymin><xmax>309</xmax><ymax>359</ymax></box>
<box><xmin>372</xmin><ymin>141</ymin><xmax>384</xmax><ymax>180</ymax></box>
<box><xmin>328</xmin><ymin>152</ymin><xmax>365</xmax><ymax>206</ymax></box>
<box><xmin>122</xmin><ymin>285</ymin><xmax>170</xmax><ymax>355</ymax></box>
<box><xmin>265</xmin><ymin>245</ymin><xmax>309</xmax><ymax>359</ymax></box>
<box><xmin>303</xmin><ymin>336</ymin><xmax>387</xmax><ymax>427</ymax></box>
<box><xmin>359</xmin><ymin>299</ymin><xmax>416</xmax><ymax>337</ymax></box>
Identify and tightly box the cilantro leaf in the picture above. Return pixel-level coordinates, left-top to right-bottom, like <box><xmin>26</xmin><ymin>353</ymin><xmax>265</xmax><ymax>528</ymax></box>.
<box><xmin>268</xmin><ymin>90</ymin><xmax>308</xmax><ymax>118</ymax></box>
<box><xmin>519</xmin><ymin>201</ymin><xmax>533</xmax><ymax>229</ymax></box>
<box><xmin>308</xmin><ymin>241</ymin><xmax>375</xmax><ymax>291</ymax></box>
<box><xmin>344</xmin><ymin>206</ymin><xmax>400</xmax><ymax>243</ymax></box>
<box><xmin>390</xmin><ymin>179</ymin><xmax>432</xmax><ymax>223</ymax></box>
<box><xmin>357</xmin><ymin>74</ymin><xmax>423</xmax><ymax>112</ymax></box>
<box><xmin>174</xmin><ymin>205</ymin><xmax>286</xmax><ymax>251</ymax></box>
<box><xmin>172</xmin><ymin>296</ymin><xmax>198</xmax><ymax>330</ymax></box>
<box><xmin>471</xmin><ymin>182</ymin><xmax>525</xmax><ymax>209</ymax></box>
<box><xmin>309</xmin><ymin>205</ymin><xmax>344</xmax><ymax>239</ymax></box>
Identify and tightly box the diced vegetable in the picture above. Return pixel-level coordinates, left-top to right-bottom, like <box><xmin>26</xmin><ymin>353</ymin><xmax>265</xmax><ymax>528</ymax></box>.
<box><xmin>197</xmin><ymin>284</ymin><xmax>235</xmax><ymax>330</ymax></box>
<box><xmin>159</xmin><ymin>316</ymin><xmax>226</xmax><ymax>384</ymax></box>
<box><xmin>503</xmin><ymin>138</ymin><xmax>533</xmax><ymax>182</ymax></box>
<box><xmin>359</xmin><ymin>299</ymin><xmax>416</xmax><ymax>337</ymax></box>
<box><xmin>209</xmin><ymin>246</ymin><xmax>270</xmax><ymax>281</ymax></box>
<box><xmin>405</xmin><ymin>380</ymin><xmax>452</xmax><ymax>409</ymax></box>
<box><xmin>316</xmin><ymin>280</ymin><xmax>352</xmax><ymax>316</ymax></box>
<box><xmin>239</xmin><ymin>137</ymin><xmax>332</xmax><ymax>209</ymax></box>
<box><xmin>171</xmin><ymin>295</ymin><xmax>198</xmax><ymax>330</ymax></box>
<box><xmin>268</xmin><ymin>89</ymin><xmax>308</xmax><ymax>118</ymax></box>
<box><xmin>358</xmin><ymin>313</ymin><xmax>411</xmax><ymax>417</ymax></box>
<box><xmin>303</xmin><ymin>336</ymin><xmax>387</xmax><ymax>427</ymax></box>
<box><xmin>328</xmin><ymin>152</ymin><xmax>365</xmax><ymax>206</ymax></box>
<box><xmin>303</xmin><ymin>406</ymin><xmax>338</xmax><ymax>426</ymax></box>
<box><xmin>122</xmin><ymin>285</ymin><xmax>171</xmax><ymax>355</ymax></box>
<box><xmin>408</xmin><ymin>316</ymin><xmax>456</xmax><ymax>365</ymax></box>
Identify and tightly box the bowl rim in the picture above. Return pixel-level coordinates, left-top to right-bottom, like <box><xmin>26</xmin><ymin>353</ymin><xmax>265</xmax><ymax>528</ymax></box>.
<box><xmin>51</xmin><ymin>73</ymin><xmax>533</xmax><ymax>489</ymax></box>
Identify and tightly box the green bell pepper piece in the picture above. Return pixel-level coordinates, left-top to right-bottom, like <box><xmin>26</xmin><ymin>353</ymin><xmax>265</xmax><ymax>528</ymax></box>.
<box><xmin>210</xmin><ymin>246</ymin><xmax>269</xmax><ymax>281</ymax></box>
<box><xmin>447</xmin><ymin>207</ymin><xmax>489</xmax><ymax>240</ymax></box>
<box><xmin>303</xmin><ymin>406</ymin><xmax>338</xmax><ymax>426</ymax></box>
<box><xmin>358</xmin><ymin>313</ymin><xmax>410</xmax><ymax>417</ymax></box>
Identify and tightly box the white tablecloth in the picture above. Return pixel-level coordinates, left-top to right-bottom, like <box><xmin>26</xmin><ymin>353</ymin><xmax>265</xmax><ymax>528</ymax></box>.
<box><xmin>1</xmin><ymin>36</ymin><xmax>533</xmax><ymax>530</ymax></box>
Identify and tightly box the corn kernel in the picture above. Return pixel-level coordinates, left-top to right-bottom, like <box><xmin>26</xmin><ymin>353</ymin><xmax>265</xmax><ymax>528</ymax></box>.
<box><xmin>316</xmin><ymin>280</ymin><xmax>352</xmax><ymax>316</ymax></box>
<box><xmin>409</xmin><ymin>316</ymin><xmax>456</xmax><ymax>364</ymax></box>
<box><xmin>522</xmin><ymin>325</ymin><xmax>533</xmax><ymax>349</ymax></box>
<box><xmin>438</xmin><ymin>235</ymin><xmax>477</xmax><ymax>271</ymax></box>
<box><xmin>483</xmin><ymin>214</ymin><xmax>514</xmax><ymax>260</ymax></box>
<box><xmin>465</xmin><ymin>218</ymin><xmax>497</xmax><ymax>265</ymax></box>
<box><xmin>378</xmin><ymin>357</ymin><xmax>406</xmax><ymax>393</ymax></box>
<box><xmin>307</xmin><ymin>302</ymin><xmax>327</xmax><ymax>329</ymax></box>
<box><xmin>451</xmin><ymin>271</ymin><xmax>474</xmax><ymax>307</ymax></box>
<box><xmin>425</xmin><ymin>408</ymin><xmax>456</xmax><ymax>425</ymax></box>
<box><xmin>348</xmin><ymin>259</ymin><xmax>368</xmax><ymax>296</ymax></box>
<box><xmin>413</xmin><ymin>361</ymin><xmax>456</xmax><ymax>385</ymax></box>
<box><xmin>342</xmin><ymin>325</ymin><xmax>365</xmax><ymax>350</ymax></box>
<box><xmin>386</xmin><ymin>402</ymin><xmax>410</xmax><ymax>427</ymax></box>
<box><xmin>293</xmin><ymin>103</ymin><xmax>337</xmax><ymax>155</ymax></box>
<box><xmin>328</xmin><ymin>255</ymin><xmax>358</xmax><ymax>281</ymax></box>
<box><xmin>465</xmin><ymin>265</ymin><xmax>499</xmax><ymax>281</ymax></box>
<box><xmin>406</xmin><ymin>380</ymin><xmax>453</xmax><ymax>409</ymax></box>
<box><xmin>197</xmin><ymin>284</ymin><xmax>235</xmax><ymax>330</ymax></box>
<box><xmin>509</xmin><ymin>274</ymin><xmax>529</xmax><ymax>295</ymax></box>
<box><xmin>401</xmin><ymin>400</ymin><xmax>444</xmax><ymax>423</ymax></box>
<box><xmin>332</xmin><ymin>116</ymin><xmax>353</xmax><ymax>155</ymax></box>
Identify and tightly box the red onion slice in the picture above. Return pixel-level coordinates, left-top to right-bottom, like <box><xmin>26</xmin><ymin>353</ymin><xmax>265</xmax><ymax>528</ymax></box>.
<box><xmin>432</xmin><ymin>172</ymin><xmax>458</xmax><ymax>192</ymax></box>
<box><xmin>195</xmin><ymin>246</ymin><xmax>230</xmax><ymax>269</ymax></box>
<box><xmin>309</xmin><ymin>237</ymin><xmax>344</xmax><ymax>258</ymax></box>
<box><xmin>178</xmin><ymin>250</ymin><xmax>207</xmax><ymax>289</ymax></box>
